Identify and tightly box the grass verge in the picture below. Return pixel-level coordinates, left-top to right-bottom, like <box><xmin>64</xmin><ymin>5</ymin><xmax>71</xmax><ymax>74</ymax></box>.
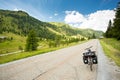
<box><xmin>0</xmin><ymin>40</ymin><xmax>87</xmax><ymax>64</ymax></box>
<box><xmin>0</xmin><ymin>32</ymin><xmax>26</xmax><ymax>54</ymax></box>
<box><xmin>100</xmin><ymin>38</ymin><xmax>120</xmax><ymax>67</ymax></box>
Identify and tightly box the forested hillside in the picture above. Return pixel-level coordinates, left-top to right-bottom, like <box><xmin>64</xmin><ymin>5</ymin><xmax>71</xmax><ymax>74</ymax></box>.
<box><xmin>0</xmin><ymin>9</ymin><xmax>103</xmax><ymax>39</ymax></box>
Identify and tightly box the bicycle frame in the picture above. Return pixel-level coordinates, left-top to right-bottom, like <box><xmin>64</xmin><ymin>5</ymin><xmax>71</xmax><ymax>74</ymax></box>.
<box><xmin>88</xmin><ymin>56</ymin><xmax>93</xmax><ymax>71</ymax></box>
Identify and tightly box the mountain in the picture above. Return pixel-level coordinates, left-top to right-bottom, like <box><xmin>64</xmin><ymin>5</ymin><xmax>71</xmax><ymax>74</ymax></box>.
<box><xmin>0</xmin><ymin>9</ymin><xmax>103</xmax><ymax>39</ymax></box>
<box><xmin>49</xmin><ymin>22</ymin><xmax>103</xmax><ymax>38</ymax></box>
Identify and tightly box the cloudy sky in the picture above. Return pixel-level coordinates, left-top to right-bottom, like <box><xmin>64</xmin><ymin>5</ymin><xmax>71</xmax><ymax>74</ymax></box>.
<box><xmin>0</xmin><ymin>0</ymin><xmax>119</xmax><ymax>32</ymax></box>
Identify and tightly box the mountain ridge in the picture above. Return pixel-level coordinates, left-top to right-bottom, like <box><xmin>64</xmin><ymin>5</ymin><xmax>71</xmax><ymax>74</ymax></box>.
<box><xmin>0</xmin><ymin>9</ymin><xmax>103</xmax><ymax>39</ymax></box>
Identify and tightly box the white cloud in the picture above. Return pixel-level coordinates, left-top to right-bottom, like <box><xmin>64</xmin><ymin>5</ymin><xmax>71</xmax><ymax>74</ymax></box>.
<box><xmin>13</xmin><ymin>8</ymin><xmax>26</xmax><ymax>12</ymax></box>
<box><xmin>65</xmin><ymin>11</ymin><xmax>86</xmax><ymax>23</ymax></box>
<box><xmin>64</xmin><ymin>10</ymin><xmax>115</xmax><ymax>32</ymax></box>
<box><xmin>13</xmin><ymin>8</ymin><xmax>19</xmax><ymax>11</ymax></box>
<box><xmin>54</xmin><ymin>13</ymin><xmax>58</xmax><ymax>16</ymax></box>
<box><xmin>49</xmin><ymin>16</ymin><xmax>53</xmax><ymax>19</ymax></box>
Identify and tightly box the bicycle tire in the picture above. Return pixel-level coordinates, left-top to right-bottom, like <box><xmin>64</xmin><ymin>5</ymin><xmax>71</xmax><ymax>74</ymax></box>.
<box><xmin>90</xmin><ymin>62</ymin><xmax>92</xmax><ymax>71</ymax></box>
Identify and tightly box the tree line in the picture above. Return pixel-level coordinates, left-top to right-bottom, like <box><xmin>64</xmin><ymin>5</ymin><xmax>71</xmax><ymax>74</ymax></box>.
<box><xmin>25</xmin><ymin>29</ymin><xmax>87</xmax><ymax>51</ymax></box>
<box><xmin>105</xmin><ymin>2</ymin><xmax>120</xmax><ymax>40</ymax></box>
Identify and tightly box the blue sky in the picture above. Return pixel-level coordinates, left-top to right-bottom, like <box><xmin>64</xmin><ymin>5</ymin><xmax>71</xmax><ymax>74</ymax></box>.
<box><xmin>0</xmin><ymin>0</ymin><xmax>119</xmax><ymax>31</ymax></box>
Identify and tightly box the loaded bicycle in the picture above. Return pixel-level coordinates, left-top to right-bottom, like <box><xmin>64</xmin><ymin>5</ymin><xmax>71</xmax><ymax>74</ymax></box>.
<box><xmin>83</xmin><ymin>46</ymin><xmax>98</xmax><ymax>71</ymax></box>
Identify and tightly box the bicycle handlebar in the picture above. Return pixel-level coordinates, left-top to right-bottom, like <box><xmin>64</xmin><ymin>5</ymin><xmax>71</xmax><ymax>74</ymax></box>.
<box><xmin>85</xmin><ymin>46</ymin><xmax>92</xmax><ymax>50</ymax></box>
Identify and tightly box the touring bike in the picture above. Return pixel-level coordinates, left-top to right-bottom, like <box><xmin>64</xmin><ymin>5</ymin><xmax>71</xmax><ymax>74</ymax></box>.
<box><xmin>83</xmin><ymin>46</ymin><xmax>98</xmax><ymax>71</ymax></box>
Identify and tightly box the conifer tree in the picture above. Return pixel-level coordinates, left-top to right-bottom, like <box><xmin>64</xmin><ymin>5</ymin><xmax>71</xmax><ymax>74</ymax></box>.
<box><xmin>113</xmin><ymin>2</ymin><xmax>120</xmax><ymax>40</ymax></box>
<box><xmin>25</xmin><ymin>29</ymin><xmax>38</xmax><ymax>51</ymax></box>
<box><xmin>92</xmin><ymin>33</ymin><xmax>96</xmax><ymax>39</ymax></box>
<box><xmin>105</xmin><ymin>20</ymin><xmax>112</xmax><ymax>38</ymax></box>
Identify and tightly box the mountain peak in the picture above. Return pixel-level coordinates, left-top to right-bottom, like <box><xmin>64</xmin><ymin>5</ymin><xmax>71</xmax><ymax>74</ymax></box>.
<box><xmin>0</xmin><ymin>9</ymin><xmax>29</xmax><ymax>17</ymax></box>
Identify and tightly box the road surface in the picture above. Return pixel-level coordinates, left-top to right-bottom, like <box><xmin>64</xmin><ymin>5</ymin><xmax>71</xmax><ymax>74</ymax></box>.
<box><xmin>0</xmin><ymin>39</ymin><xmax>120</xmax><ymax>80</ymax></box>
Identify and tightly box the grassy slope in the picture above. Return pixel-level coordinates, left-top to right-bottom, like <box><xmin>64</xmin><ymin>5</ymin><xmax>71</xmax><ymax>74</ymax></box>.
<box><xmin>100</xmin><ymin>38</ymin><xmax>120</xmax><ymax>67</ymax></box>
<box><xmin>0</xmin><ymin>32</ymin><xmax>26</xmax><ymax>54</ymax></box>
<box><xmin>50</xmin><ymin>22</ymin><xmax>103</xmax><ymax>38</ymax></box>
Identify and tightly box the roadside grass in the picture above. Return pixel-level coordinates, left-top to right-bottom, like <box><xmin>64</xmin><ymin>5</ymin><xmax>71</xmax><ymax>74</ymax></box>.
<box><xmin>101</xmin><ymin>38</ymin><xmax>120</xmax><ymax>50</ymax></box>
<box><xmin>0</xmin><ymin>40</ymin><xmax>87</xmax><ymax>64</ymax></box>
<box><xmin>0</xmin><ymin>47</ymin><xmax>60</xmax><ymax>64</ymax></box>
<box><xmin>100</xmin><ymin>38</ymin><xmax>120</xmax><ymax>67</ymax></box>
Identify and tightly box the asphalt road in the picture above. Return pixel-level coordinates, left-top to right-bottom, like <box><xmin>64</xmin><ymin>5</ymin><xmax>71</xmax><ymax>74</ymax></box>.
<box><xmin>0</xmin><ymin>39</ymin><xmax>120</xmax><ymax>80</ymax></box>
